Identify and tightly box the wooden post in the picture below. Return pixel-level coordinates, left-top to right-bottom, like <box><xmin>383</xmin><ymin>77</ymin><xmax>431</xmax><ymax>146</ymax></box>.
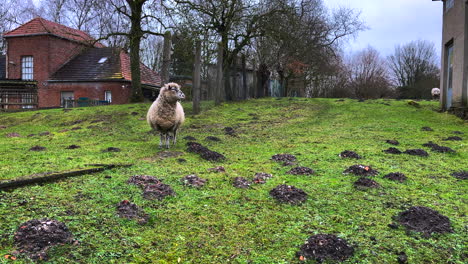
<box><xmin>215</xmin><ymin>42</ymin><xmax>224</xmax><ymax>106</ymax></box>
<box><xmin>193</xmin><ymin>40</ymin><xmax>201</xmax><ymax>114</ymax></box>
<box><xmin>161</xmin><ymin>31</ymin><xmax>172</xmax><ymax>85</ymax></box>
<box><xmin>241</xmin><ymin>54</ymin><xmax>247</xmax><ymax>99</ymax></box>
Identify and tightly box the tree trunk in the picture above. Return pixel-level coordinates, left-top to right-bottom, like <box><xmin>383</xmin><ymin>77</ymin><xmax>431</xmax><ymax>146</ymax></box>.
<box><xmin>215</xmin><ymin>42</ymin><xmax>224</xmax><ymax>106</ymax></box>
<box><xmin>192</xmin><ymin>40</ymin><xmax>201</xmax><ymax>114</ymax></box>
<box><xmin>129</xmin><ymin>35</ymin><xmax>143</xmax><ymax>102</ymax></box>
<box><xmin>241</xmin><ymin>54</ymin><xmax>247</xmax><ymax>99</ymax></box>
<box><xmin>161</xmin><ymin>30</ymin><xmax>172</xmax><ymax>85</ymax></box>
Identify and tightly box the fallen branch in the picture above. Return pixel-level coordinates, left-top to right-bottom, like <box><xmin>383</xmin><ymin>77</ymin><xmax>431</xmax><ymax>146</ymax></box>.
<box><xmin>0</xmin><ymin>164</ymin><xmax>132</xmax><ymax>190</ymax></box>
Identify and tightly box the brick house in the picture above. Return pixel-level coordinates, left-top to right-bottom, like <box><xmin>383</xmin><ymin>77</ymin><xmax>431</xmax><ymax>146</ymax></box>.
<box><xmin>433</xmin><ymin>0</ymin><xmax>468</xmax><ymax>117</ymax></box>
<box><xmin>0</xmin><ymin>17</ymin><xmax>161</xmax><ymax>109</ymax></box>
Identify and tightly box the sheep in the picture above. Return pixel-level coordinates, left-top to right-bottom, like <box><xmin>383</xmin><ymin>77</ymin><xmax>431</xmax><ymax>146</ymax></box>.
<box><xmin>147</xmin><ymin>82</ymin><xmax>185</xmax><ymax>148</ymax></box>
<box><xmin>431</xmin><ymin>88</ymin><xmax>440</xmax><ymax>100</ymax></box>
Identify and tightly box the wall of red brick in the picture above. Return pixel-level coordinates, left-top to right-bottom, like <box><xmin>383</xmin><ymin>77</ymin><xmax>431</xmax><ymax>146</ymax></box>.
<box><xmin>43</xmin><ymin>82</ymin><xmax>131</xmax><ymax>107</ymax></box>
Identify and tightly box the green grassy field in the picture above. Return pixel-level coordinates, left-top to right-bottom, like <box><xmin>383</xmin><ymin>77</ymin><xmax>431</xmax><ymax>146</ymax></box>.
<box><xmin>0</xmin><ymin>98</ymin><xmax>466</xmax><ymax>263</ymax></box>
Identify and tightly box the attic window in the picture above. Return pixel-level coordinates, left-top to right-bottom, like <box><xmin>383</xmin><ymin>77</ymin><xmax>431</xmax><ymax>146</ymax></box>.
<box><xmin>98</xmin><ymin>57</ymin><xmax>108</xmax><ymax>64</ymax></box>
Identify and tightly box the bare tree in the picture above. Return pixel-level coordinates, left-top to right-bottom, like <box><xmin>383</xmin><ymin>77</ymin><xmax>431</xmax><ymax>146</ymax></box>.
<box><xmin>388</xmin><ymin>40</ymin><xmax>439</xmax><ymax>99</ymax></box>
<box><xmin>347</xmin><ymin>46</ymin><xmax>392</xmax><ymax>99</ymax></box>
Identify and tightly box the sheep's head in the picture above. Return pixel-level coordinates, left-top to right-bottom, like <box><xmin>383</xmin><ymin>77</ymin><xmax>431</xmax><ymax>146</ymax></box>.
<box><xmin>160</xmin><ymin>82</ymin><xmax>185</xmax><ymax>103</ymax></box>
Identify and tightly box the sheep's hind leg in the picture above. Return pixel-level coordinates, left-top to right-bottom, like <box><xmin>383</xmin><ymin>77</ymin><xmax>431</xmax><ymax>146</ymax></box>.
<box><xmin>173</xmin><ymin>130</ymin><xmax>178</xmax><ymax>146</ymax></box>
<box><xmin>165</xmin><ymin>133</ymin><xmax>171</xmax><ymax>149</ymax></box>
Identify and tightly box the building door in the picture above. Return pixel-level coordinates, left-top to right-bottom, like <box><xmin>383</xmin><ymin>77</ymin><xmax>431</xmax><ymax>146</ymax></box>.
<box><xmin>61</xmin><ymin>91</ymin><xmax>74</xmax><ymax>108</ymax></box>
<box><xmin>105</xmin><ymin>91</ymin><xmax>112</xmax><ymax>103</ymax></box>
<box><xmin>446</xmin><ymin>44</ymin><xmax>454</xmax><ymax>109</ymax></box>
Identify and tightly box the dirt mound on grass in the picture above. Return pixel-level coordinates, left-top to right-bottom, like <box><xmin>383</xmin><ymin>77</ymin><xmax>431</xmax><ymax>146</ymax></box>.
<box><xmin>386</xmin><ymin>140</ymin><xmax>400</xmax><ymax>145</ymax></box>
<box><xmin>339</xmin><ymin>150</ymin><xmax>361</xmax><ymax>159</ymax></box>
<box><xmin>452</xmin><ymin>131</ymin><xmax>464</xmax><ymax>135</ymax></box>
<box><xmin>396</xmin><ymin>206</ymin><xmax>453</xmax><ymax>236</ymax></box>
<box><xmin>29</xmin><ymin>145</ymin><xmax>46</xmax><ymax>151</ymax></box>
<box><xmin>253</xmin><ymin>172</ymin><xmax>273</xmax><ymax>184</ymax></box>
<box><xmin>233</xmin><ymin>177</ymin><xmax>251</xmax><ymax>188</ymax></box>
<box><xmin>297</xmin><ymin>234</ymin><xmax>354</xmax><ymax>263</ymax></box>
<box><xmin>187</xmin><ymin>142</ymin><xmax>225</xmax><ymax>161</ymax></box>
<box><xmin>205</xmin><ymin>136</ymin><xmax>221</xmax><ymax>142</ymax></box>
<box><xmin>14</xmin><ymin>219</ymin><xmax>73</xmax><ymax>260</ymax></box>
<box><xmin>384</xmin><ymin>147</ymin><xmax>402</xmax><ymax>154</ymax></box>
<box><xmin>183</xmin><ymin>136</ymin><xmax>197</xmax><ymax>141</ymax></box>
<box><xmin>224</xmin><ymin>127</ymin><xmax>236</xmax><ymax>136</ymax></box>
<box><xmin>443</xmin><ymin>136</ymin><xmax>462</xmax><ymax>141</ymax></box>
<box><xmin>421</xmin><ymin>126</ymin><xmax>433</xmax><ymax>131</ymax></box>
<box><xmin>354</xmin><ymin>177</ymin><xmax>380</xmax><ymax>188</ymax></box>
<box><xmin>451</xmin><ymin>171</ymin><xmax>468</xmax><ymax>180</ymax></box>
<box><xmin>270</xmin><ymin>184</ymin><xmax>308</xmax><ymax>204</ymax></box>
<box><xmin>181</xmin><ymin>174</ymin><xmax>207</xmax><ymax>187</ymax></box>
<box><xmin>343</xmin><ymin>165</ymin><xmax>378</xmax><ymax>176</ymax></box>
<box><xmin>116</xmin><ymin>200</ymin><xmax>149</xmax><ymax>224</ymax></box>
<box><xmin>423</xmin><ymin>142</ymin><xmax>455</xmax><ymax>153</ymax></box>
<box><xmin>208</xmin><ymin>166</ymin><xmax>225</xmax><ymax>172</ymax></box>
<box><xmin>128</xmin><ymin>175</ymin><xmax>161</xmax><ymax>187</ymax></box>
<box><xmin>271</xmin><ymin>154</ymin><xmax>297</xmax><ymax>163</ymax></box>
<box><xmin>6</xmin><ymin>132</ymin><xmax>21</xmax><ymax>138</ymax></box>
<box><xmin>102</xmin><ymin>147</ymin><xmax>121</xmax><ymax>152</ymax></box>
<box><xmin>143</xmin><ymin>183</ymin><xmax>175</xmax><ymax>200</ymax></box>
<box><xmin>384</xmin><ymin>172</ymin><xmax>407</xmax><ymax>183</ymax></box>
<box><xmin>287</xmin><ymin>166</ymin><xmax>315</xmax><ymax>175</ymax></box>
<box><xmin>404</xmin><ymin>149</ymin><xmax>429</xmax><ymax>156</ymax></box>
<box><xmin>66</xmin><ymin>144</ymin><xmax>80</xmax><ymax>149</ymax></box>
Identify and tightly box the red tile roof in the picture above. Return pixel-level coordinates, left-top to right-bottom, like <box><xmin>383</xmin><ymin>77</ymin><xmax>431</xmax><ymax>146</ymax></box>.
<box><xmin>50</xmin><ymin>47</ymin><xmax>161</xmax><ymax>87</ymax></box>
<box><xmin>4</xmin><ymin>17</ymin><xmax>104</xmax><ymax>47</ymax></box>
<box><xmin>120</xmin><ymin>51</ymin><xmax>161</xmax><ymax>87</ymax></box>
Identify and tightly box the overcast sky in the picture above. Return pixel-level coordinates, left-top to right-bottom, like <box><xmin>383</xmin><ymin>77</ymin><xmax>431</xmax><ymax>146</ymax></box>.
<box><xmin>325</xmin><ymin>0</ymin><xmax>443</xmax><ymax>58</ymax></box>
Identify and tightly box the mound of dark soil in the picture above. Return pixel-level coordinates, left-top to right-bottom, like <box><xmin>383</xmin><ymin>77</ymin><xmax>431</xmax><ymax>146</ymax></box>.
<box><xmin>187</xmin><ymin>142</ymin><xmax>225</xmax><ymax>161</ymax></box>
<box><xmin>233</xmin><ymin>177</ymin><xmax>251</xmax><ymax>188</ymax></box>
<box><xmin>287</xmin><ymin>166</ymin><xmax>315</xmax><ymax>175</ymax></box>
<box><xmin>127</xmin><ymin>175</ymin><xmax>161</xmax><ymax>187</ymax></box>
<box><xmin>451</xmin><ymin>171</ymin><xmax>468</xmax><ymax>180</ymax></box>
<box><xmin>116</xmin><ymin>200</ymin><xmax>149</xmax><ymax>224</ymax></box>
<box><xmin>270</xmin><ymin>184</ymin><xmax>308</xmax><ymax>204</ymax></box>
<box><xmin>404</xmin><ymin>149</ymin><xmax>429</xmax><ymax>157</ymax></box>
<box><xmin>271</xmin><ymin>154</ymin><xmax>297</xmax><ymax>163</ymax></box>
<box><xmin>0</xmin><ymin>125</ymin><xmax>7</xmax><ymax>129</ymax></box>
<box><xmin>339</xmin><ymin>150</ymin><xmax>361</xmax><ymax>159</ymax></box>
<box><xmin>253</xmin><ymin>172</ymin><xmax>273</xmax><ymax>184</ymax></box>
<box><xmin>443</xmin><ymin>136</ymin><xmax>462</xmax><ymax>141</ymax></box>
<box><xmin>39</xmin><ymin>131</ymin><xmax>51</xmax><ymax>136</ymax></box>
<box><xmin>6</xmin><ymin>132</ymin><xmax>21</xmax><ymax>138</ymax></box>
<box><xmin>423</xmin><ymin>141</ymin><xmax>455</xmax><ymax>152</ymax></box>
<box><xmin>205</xmin><ymin>136</ymin><xmax>221</xmax><ymax>142</ymax></box>
<box><xmin>421</xmin><ymin>126</ymin><xmax>433</xmax><ymax>131</ymax></box>
<box><xmin>386</xmin><ymin>140</ymin><xmax>400</xmax><ymax>145</ymax></box>
<box><xmin>181</xmin><ymin>174</ymin><xmax>207</xmax><ymax>188</ymax></box>
<box><xmin>452</xmin><ymin>131</ymin><xmax>464</xmax><ymax>135</ymax></box>
<box><xmin>208</xmin><ymin>166</ymin><xmax>225</xmax><ymax>173</ymax></box>
<box><xmin>66</xmin><ymin>144</ymin><xmax>80</xmax><ymax>149</ymax></box>
<box><xmin>396</xmin><ymin>206</ymin><xmax>453</xmax><ymax>236</ymax></box>
<box><xmin>297</xmin><ymin>234</ymin><xmax>354</xmax><ymax>262</ymax></box>
<box><xmin>29</xmin><ymin>145</ymin><xmax>46</xmax><ymax>151</ymax></box>
<box><xmin>422</xmin><ymin>141</ymin><xmax>438</xmax><ymax>148</ymax></box>
<box><xmin>384</xmin><ymin>147</ymin><xmax>402</xmax><ymax>154</ymax></box>
<box><xmin>384</xmin><ymin>172</ymin><xmax>407</xmax><ymax>183</ymax></box>
<box><xmin>224</xmin><ymin>127</ymin><xmax>236</xmax><ymax>136</ymax></box>
<box><xmin>28</xmin><ymin>134</ymin><xmax>36</xmax><ymax>137</ymax></box>
<box><xmin>71</xmin><ymin>126</ymin><xmax>82</xmax><ymax>130</ymax></box>
<box><xmin>131</xmin><ymin>111</ymin><xmax>139</xmax><ymax>116</ymax></box>
<box><xmin>354</xmin><ymin>177</ymin><xmax>380</xmax><ymax>188</ymax></box>
<box><xmin>183</xmin><ymin>136</ymin><xmax>197</xmax><ymax>141</ymax></box>
<box><xmin>102</xmin><ymin>147</ymin><xmax>121</xmax><ymax>152</ymax></box>
<box><xmin>343</xmin><ymin>165</ymin><xmax>378</xmax><ymax>176</ymax></box>
<box><xmin>14</xmin><ymin>219</ymin><xmax>73</xmax><ymax>260</ymax></box>
<box><xmin>143</xmin><ymin>183</ymin><xmax>175</xmax><ymax>200</ymax></box>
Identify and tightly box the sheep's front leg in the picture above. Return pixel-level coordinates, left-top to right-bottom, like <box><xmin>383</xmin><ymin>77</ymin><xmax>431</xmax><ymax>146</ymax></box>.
<box><xmin>173</xmin><ymin>130</ymin><xmax>178</xmax><ymax>146</ymax></box>
<box><xmin>165</xmin><ymin>133</ymin><xmax>171</xmax><ymax>149</ymax></box>
<box><xmin>159</xmin><ymin>133</ymin><xmax>165</xmax><ymax>148</ymax></box>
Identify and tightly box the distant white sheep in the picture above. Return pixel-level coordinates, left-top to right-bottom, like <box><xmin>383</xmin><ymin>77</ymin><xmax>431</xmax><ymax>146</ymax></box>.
<box><xmin>147</xmin><ymin>82</ymin><xmax>185</xmax><ymax>148</ymax></box>
<box><xmin>431</xmin><ymin>88</ymin><xmax>440</xmax><ymax>100</ymax></box>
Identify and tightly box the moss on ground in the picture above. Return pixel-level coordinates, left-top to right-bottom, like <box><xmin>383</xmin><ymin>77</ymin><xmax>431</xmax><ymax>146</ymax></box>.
<box><xmin>0</xmin><ymin>98</ymin><xmax>466</xmax><ymax>263</ymax></box>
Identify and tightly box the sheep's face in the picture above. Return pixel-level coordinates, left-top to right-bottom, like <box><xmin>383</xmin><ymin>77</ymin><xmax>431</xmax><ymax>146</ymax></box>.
<box><xmin>161</xmin><ymin>82</ymin><xmax>185</xmax><ymax>103</ymax></box>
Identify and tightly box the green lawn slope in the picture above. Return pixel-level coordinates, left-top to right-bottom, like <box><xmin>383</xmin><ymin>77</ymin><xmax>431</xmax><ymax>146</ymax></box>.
<box><xmin>0</xmin><ymin>98</ymin><xmax>466</xmax><ymax>263</ymax></box>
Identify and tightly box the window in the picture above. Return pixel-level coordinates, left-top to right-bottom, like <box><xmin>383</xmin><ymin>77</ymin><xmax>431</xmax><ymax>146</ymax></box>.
<box><xmin>105</xmin><ymin>91</ymin><xmax>112</xmax><ymax>103</ymax></box>
<box><xmin>445</xmin><ymin>0</ymin><xmax>454</xmax><ymax>11</ymax></box>
<box><xmin>61</xmin><ymin>91</ymin><xmax>74</xmax><ymax>108</ymax></box>
<box><xmin>21</xmin><ymin>56</ymin><xmax>34</xmax><ymax>80</ymax></box>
